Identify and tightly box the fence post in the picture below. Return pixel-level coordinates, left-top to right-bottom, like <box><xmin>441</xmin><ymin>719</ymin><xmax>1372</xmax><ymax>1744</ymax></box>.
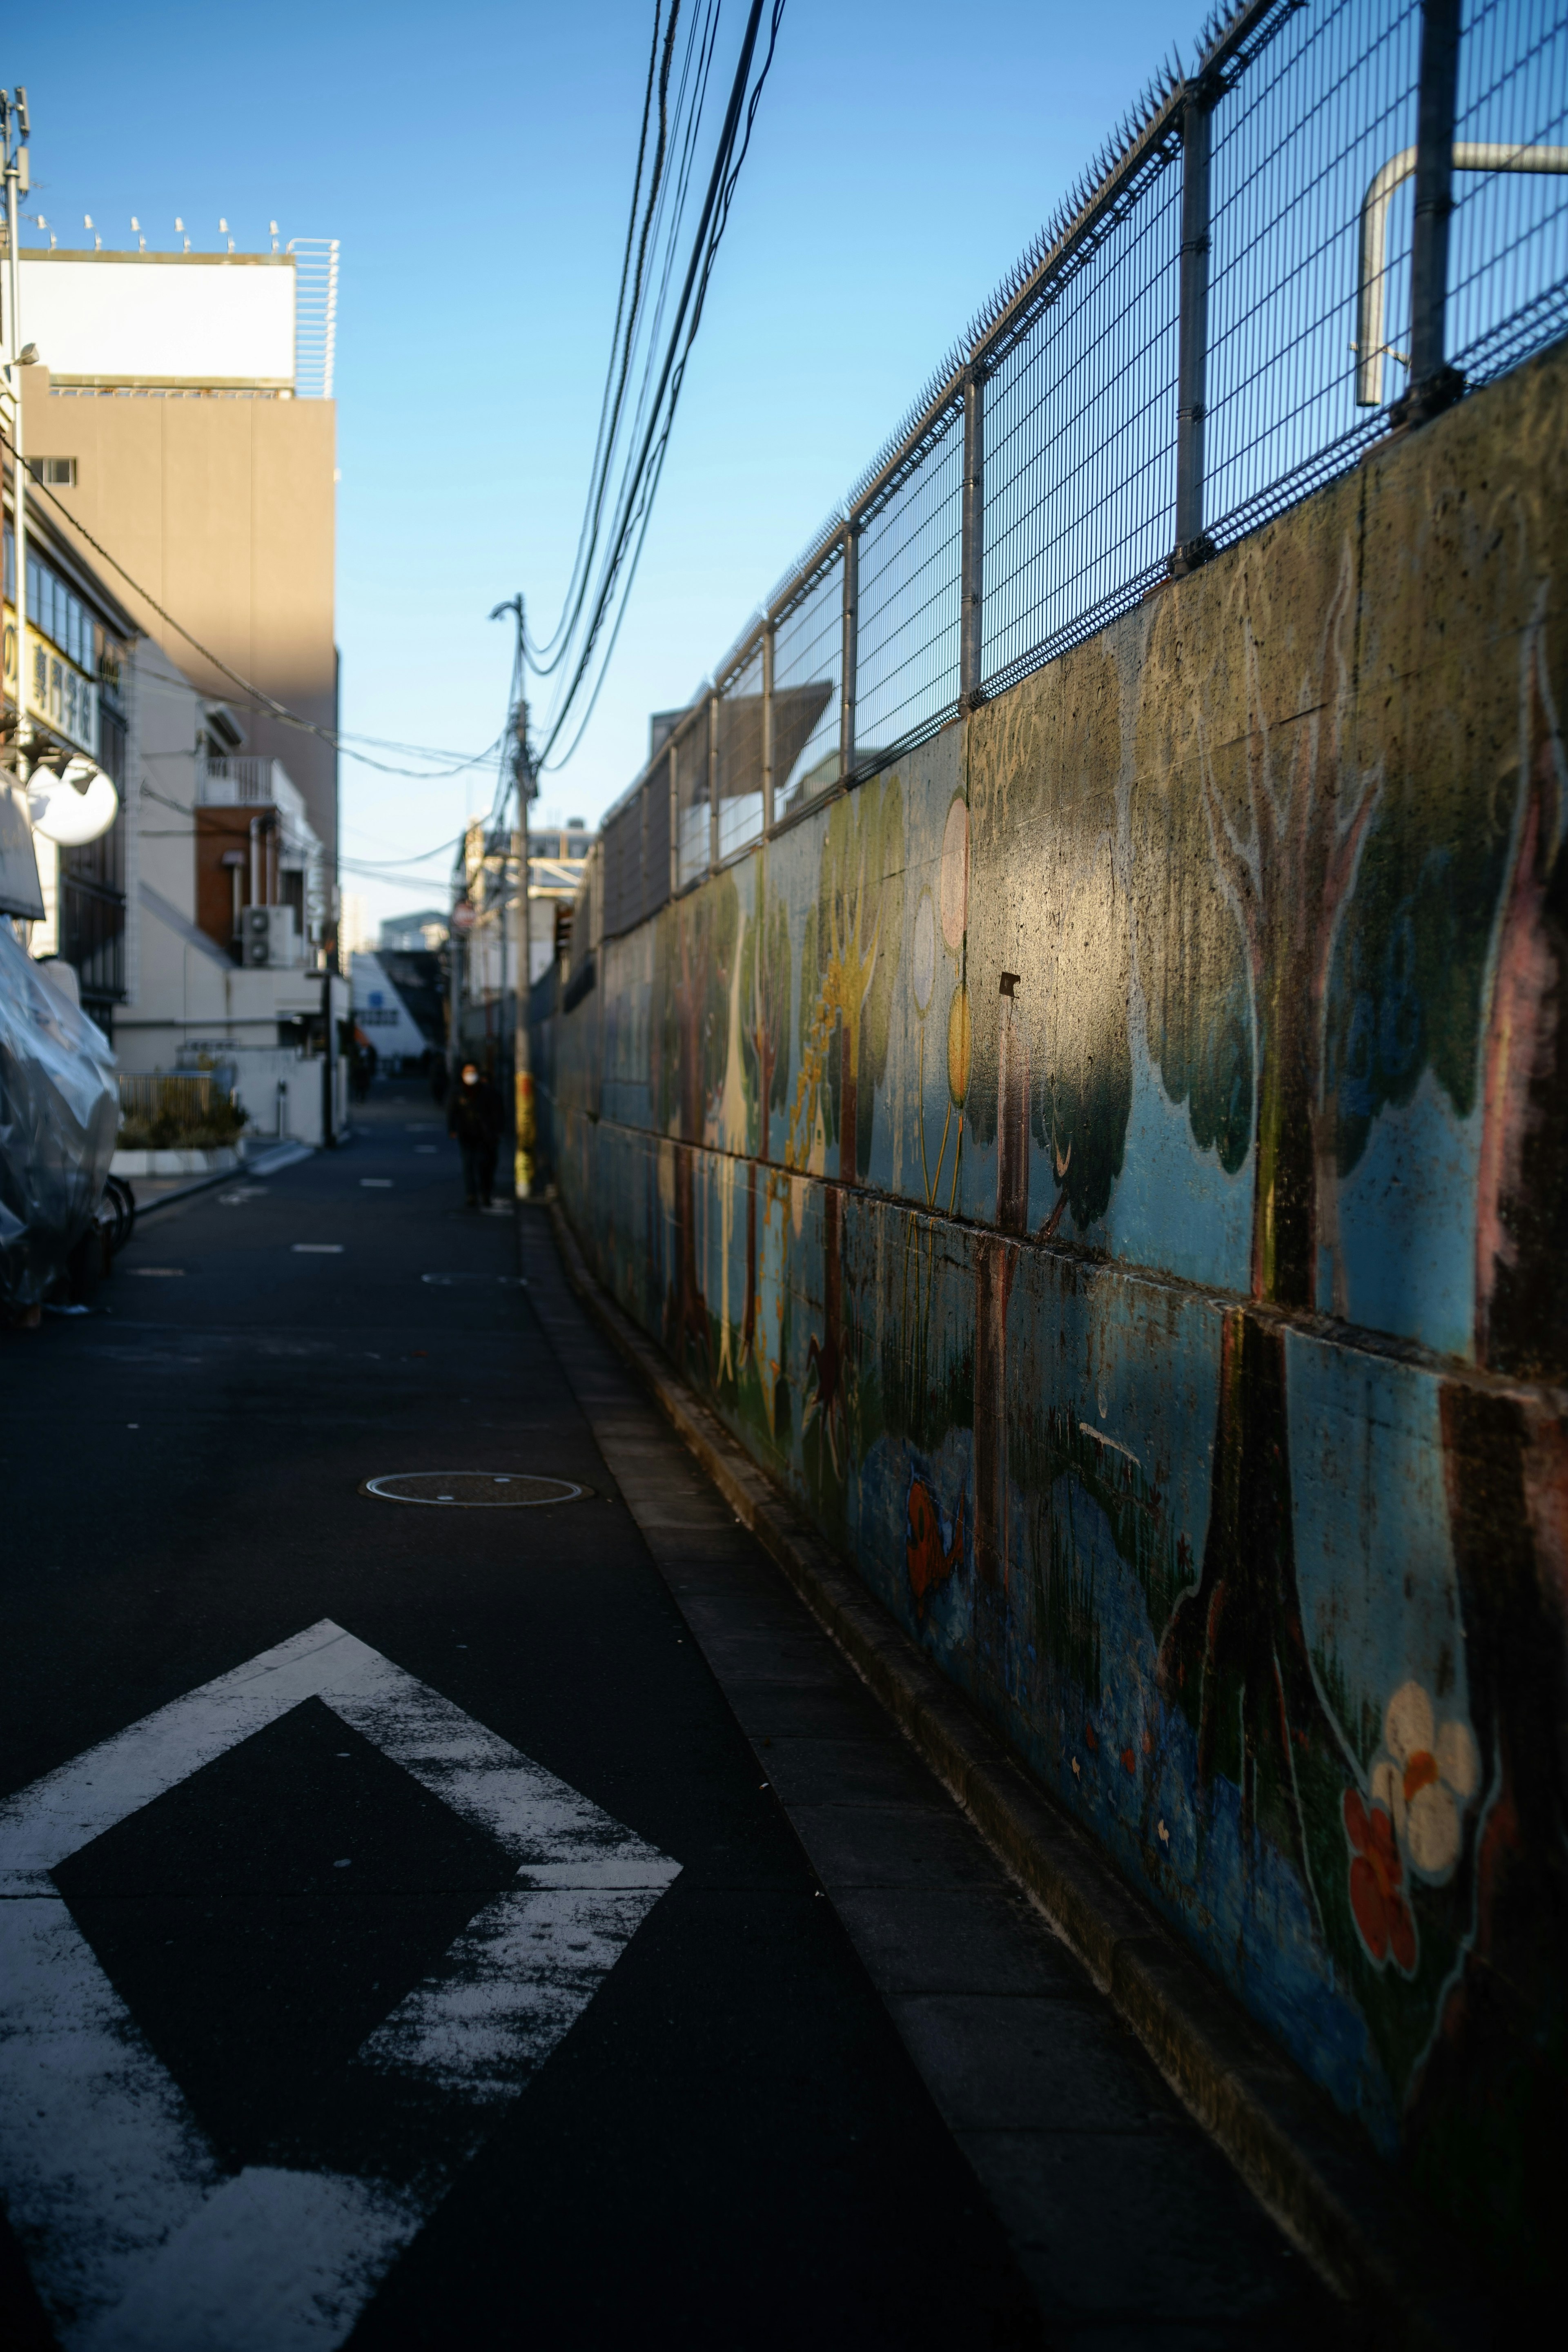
<box><xmin>761</xmin><ymin>621</ymin><xmax>775</xmax><ymax>833</ymax></box>
<box><xmin>840</xmin><ymin>524</ymin><xmax>858</xmax><ymax>784</ymax></box>
<box><xmin>1171</xmin><ymin>80</ymin><xmax>1214</xmax><ymax>576</ymax></box>
<box><xmin>708</xmin><ymin>690</ymin><xmax>720</xmax><ymax>872</ymax></box>
<box><xmin>1405</xmin><ymin>0</ymin><xmax>1464</xmax><ymax>419</ymax></box>
<box><xmin>668</xmin><ymin>740</ymin><xmax>679</xmax><ymax>900</ymax></box>
<box><xmin>960</xmin><ymin>371</ymin><xmax>984</xmax><ymax>704</ymax></box>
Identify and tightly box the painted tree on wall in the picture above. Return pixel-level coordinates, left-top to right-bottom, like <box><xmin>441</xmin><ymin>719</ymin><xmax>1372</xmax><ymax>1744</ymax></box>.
<box><xmin>1412</xmin><ymin>616</ymin><xmax>1568</xmax><ymax>2272</ymax></box>
<box><xmin>655</xmin><ymin>875</ymin><xmax>739</xmax><ymax>1375</ymax></box>
<box><xmin>1134</xmin><ymin>554</ymin><xmax>1380</xmax><ymax>1874</ymax></box>
<box><xmin>789</xmin><ymin>777</ymin><xmax>904</xmax><ymax>1480</ymax></box>
<box><xmin>739</xmin><ymin>853</ymin><xmax>791</xmax><ymax>1394</ymax></box>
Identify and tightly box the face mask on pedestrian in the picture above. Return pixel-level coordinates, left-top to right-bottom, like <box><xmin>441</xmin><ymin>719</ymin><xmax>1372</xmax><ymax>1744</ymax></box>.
<box><xmin>462</xmin><ymin>1066</ymin><xmax>478</xmax><ymax>1086</ymax></box>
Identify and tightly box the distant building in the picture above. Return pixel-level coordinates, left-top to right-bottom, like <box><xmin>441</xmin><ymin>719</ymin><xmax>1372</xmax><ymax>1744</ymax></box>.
<box><xmin>349</xmin><ymin>951</ymin><xmax>434</xmax><ymax>1069</ymax></box>
<box><xmin>449</xmin><ymin>817</ymin><xmax>594</xmax><ymax>1067</ymax></box>
<box><xmin>379</xmin><ymin>908</ymin><xmax>448</xmax><ymax>954</ymax></box>
<box><xmin>338</xmin><ymin>891</ymin><xmax>375</xmax><ymax>959</ymax></box>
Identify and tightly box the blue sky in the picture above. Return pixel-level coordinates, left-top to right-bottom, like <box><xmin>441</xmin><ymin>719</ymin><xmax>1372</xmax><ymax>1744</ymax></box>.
<box><xmin>13</xmin><ymin>0</ymin><xmax>1191</xmax><ymax>925</ymax></box>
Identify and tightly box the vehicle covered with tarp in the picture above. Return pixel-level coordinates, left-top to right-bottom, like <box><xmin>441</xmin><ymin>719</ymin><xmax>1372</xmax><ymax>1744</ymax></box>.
<box><xmin>0</xmin><ymin>918</ymin><xmax>118</xmax><ymax>1315</ymax></box>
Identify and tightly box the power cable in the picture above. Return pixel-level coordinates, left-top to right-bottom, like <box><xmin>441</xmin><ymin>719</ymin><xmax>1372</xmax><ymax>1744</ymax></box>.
<box><xmin>535</xmin><ymin>0</ymin><xmax>784</xmax><ymax>770</ymax></box>
<box><xmin>545</xmin><ymin>0</ymin><xmax>782</xmax><ymax>769</ymax></box>
<box><xmin>529</xmin><ymin>2</ymin><xmax>681</xmax><ymax>669</ymax></box>
<box><xmin>4</xmin><ymin>436</ymin><xmax>502</xmax><ymax>780</ymax></box>
<box><xmin>339</xmin><ymin>835</ymin><xmax>464</xmax><ymax>867</ymax></box>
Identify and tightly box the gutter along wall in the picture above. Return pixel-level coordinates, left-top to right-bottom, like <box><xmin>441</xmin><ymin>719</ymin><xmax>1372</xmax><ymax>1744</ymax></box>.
<box><xmin>543</xmin><ymin>341</ymin><xmax>1568</xmax><ymax>2276</ymax></box>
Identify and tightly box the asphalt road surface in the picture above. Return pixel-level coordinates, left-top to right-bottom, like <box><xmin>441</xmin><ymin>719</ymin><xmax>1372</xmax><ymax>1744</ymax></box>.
<box><xmin>0</xmin><ymin>1081</ymin><xmax>1332</xmax><ymax>2350</ymax></box>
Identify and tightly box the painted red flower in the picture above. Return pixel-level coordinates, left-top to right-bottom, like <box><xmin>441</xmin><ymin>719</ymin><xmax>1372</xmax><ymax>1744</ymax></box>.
<box><xmin>1343</xmin><ymin>1788</ymin><xmax>1417</xmax><ymax>1973</ymax></box>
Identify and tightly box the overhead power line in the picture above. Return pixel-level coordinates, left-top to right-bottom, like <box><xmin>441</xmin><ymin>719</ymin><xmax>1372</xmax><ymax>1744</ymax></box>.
<box><xmin>4</xmin><ymin>435</ymin><xmax>500</xmax><ymax>782</ymax></box>
<box><xmin>528</xmin><ymin>0</ymin><xmax>786</xmax><ymax>771</ymax></box>
<box><xmin>528</xmin><ymin>2</ymin><xmax>681</xmax><ymax>671</ymax></box>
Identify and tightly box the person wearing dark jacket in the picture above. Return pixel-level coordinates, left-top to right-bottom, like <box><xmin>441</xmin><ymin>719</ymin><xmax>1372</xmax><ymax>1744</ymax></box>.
<box><xmin>448</xmin><ymin>1062</ymin><xmax>503</xmax><ymax>1208</ymax></box>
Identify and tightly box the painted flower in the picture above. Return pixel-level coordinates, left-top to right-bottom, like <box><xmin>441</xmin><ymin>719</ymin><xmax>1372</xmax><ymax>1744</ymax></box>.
<box><xmin>1343</xmin><ymin>1788</ymin><xmax>1417</xmax><ymax>1973</ymax></box>
<box><xmin>947</xmin><ymin>984</ymin><xmax>971</xmax><ymax>1105</ymax></box>
<box><xmin>911</xmin><ymin>891</ymin><xmax>936</xmax><ymax>1018</ymax></box>
<box><xmin>1371</xmin><ymin>1681</ymin><xmax>1480</xmax><ymax>1879</ymax></box>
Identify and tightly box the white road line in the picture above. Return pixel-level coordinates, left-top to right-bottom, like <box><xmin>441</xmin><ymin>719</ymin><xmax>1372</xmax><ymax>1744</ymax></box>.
<box><xmin>84</xmin><ymin>2169</ymin><xmax>421</xmax><ymax>2352</ymax></box>
<box><xmin>291</xmin><ymin>1244</ymin><xmax>344</xmax><ymax>1255</ymax></box>
<box><xmin>0</xmin><ymin>1620</ymin><xmax>679</xmax><ymax>2348</ymax></box>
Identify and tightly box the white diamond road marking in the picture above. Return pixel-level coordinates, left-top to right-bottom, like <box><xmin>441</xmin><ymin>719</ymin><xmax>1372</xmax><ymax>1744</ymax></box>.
<box><xmin>0</xmin><ymin>1619</ymin><xmax>679</xmax><ymax>2350</ymax></box>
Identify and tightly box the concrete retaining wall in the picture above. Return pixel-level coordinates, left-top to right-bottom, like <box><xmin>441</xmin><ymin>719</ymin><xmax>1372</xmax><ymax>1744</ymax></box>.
<box><xmin>541</xmin><ymin>341</ymin><xmax>1568</xmax><ymax>2279</ymax></box>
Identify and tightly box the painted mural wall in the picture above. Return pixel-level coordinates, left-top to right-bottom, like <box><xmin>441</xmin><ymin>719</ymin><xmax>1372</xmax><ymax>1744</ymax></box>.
<box><xmin>543</xmin><ymin>340</ymin><xmax>1568</xmax><ymax>2278</ymax></box>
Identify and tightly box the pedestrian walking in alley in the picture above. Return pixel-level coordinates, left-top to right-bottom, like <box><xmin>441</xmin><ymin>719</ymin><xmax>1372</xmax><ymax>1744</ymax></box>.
<box><xmin>448</xmin><ymin>1060</ymin><xmax>502</xmax><ymax>1207</ymax></box>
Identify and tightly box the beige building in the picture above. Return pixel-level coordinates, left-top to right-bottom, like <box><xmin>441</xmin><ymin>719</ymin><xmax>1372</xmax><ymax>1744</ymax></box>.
<box><xmin>13</xmin><ymin>245</ymin><xmax>339</xmax><ymax>890</ymax></box>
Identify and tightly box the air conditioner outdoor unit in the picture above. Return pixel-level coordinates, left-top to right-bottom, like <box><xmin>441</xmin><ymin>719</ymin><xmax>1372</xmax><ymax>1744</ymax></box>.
<box><xmin>241</xmin><ymin>905</ymin><xmax>303</xmax><ymax>969</ymax></box>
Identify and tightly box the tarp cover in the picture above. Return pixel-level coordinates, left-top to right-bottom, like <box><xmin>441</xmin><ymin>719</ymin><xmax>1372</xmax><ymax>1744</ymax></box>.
<box><xmin>0</xmin><ymin>922</ymin><xmax>118</xmax><ymax>1311</ymax></box>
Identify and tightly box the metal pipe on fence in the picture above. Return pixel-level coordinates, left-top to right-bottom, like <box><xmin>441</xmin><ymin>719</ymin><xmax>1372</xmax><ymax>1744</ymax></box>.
<box><xmin>840</xmin><ymin>524</ymin><xmax>858</xmax><ymax>780</ymax></box>
<box><xmin>1356</xmin><ymin>142</ymin><xmax>1568</xmax><ymax>406</ymax></box>
<box><xmin>708</xmin><ymin>692</ymin><xmax>720</xmax><ymax>873</ymax></box>
<box><xmin>667</xmin><ymin>740</ymin><xmax>679</xmax><ymax>900</ymax></box>
<box><xmin>1408</xmin><ymin>0</ymin><xmax>1463</xmax><ymax>411</ymax></box>
<box><xmin>1172</xmin><ymin>80</ymin><xmax>1214</xmax><ymax>575</ymax></box>
<box><xmin>761</xmin><ymin>621</ymin><xmax>776</xmax><ymax>834</ymax></box>
<box><xmin>960</xmin><ymin>371</ymin><xmax>984</xmax><ymax>704</ymax></box>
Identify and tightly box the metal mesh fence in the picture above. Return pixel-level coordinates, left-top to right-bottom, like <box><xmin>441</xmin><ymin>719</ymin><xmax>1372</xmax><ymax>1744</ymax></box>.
<box><xmin>716</xmin><ymin>636</ymin><xmax>766</xmax><ymax>860</ymax></box>
<box><xmin>601</xmin><ymin>796</ymin><xmax>638</xmax><ymax>938</ymax></box>
<box><xmin>1205</xmin><ymin>0</ymin><xmax>1422</xmax><ymax>541</ymax></box>
<box><xmin>982</xmin><ymin>145</ymin><xmax>1183</xmax><ymax>694</ymax></box>
<box><xmin>673</xmin><ymin>712</ymin><xmax>711</xmax><ymax>890</ymax></box>
<box><xmin>641</xmin><ymin>760</ymin><xmax>672</xmax><ymax>919</ymax></box>
<box><xmin>772</xmin><ymin>553</ymin><xmax>843</xmax><ymax>815</ymax></box>
<box><xmin>855</xmin><ymin>412</ymin><xmax>964</xmax><ymax>757</ymax></box>
<box><xmin>1449</xmin><ymin>0</ymin><xmax>1568</xmax><ymax>381</ymax></box>
<box><xmin>592</xmin><ymin>0</ymin><xmax>1568</xmax><ymax>939</ymax></box>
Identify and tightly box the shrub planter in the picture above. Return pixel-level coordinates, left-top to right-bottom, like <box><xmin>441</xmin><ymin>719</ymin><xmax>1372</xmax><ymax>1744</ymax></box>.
<box><xmin>110</xmin><ymin>1146</ymin><xmax>241</xmax><ymax>1178</ymax></box>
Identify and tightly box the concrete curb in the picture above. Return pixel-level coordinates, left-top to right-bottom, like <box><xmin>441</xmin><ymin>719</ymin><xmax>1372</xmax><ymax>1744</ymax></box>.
<box><xmin>134</xmin><ymin>1139</ymin><xmax>320</xmax><ymax>1219</ymax></box>
<box><xmin>543</xmin><ymin>1200</ymin><xmax>1481</xmax><ymax>2349</ymax></box>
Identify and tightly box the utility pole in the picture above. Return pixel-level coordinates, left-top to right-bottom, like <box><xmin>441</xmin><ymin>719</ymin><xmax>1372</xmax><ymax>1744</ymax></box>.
<box><xmin>490</xmin><ymin>596</ymin><xmax>535</xmax><ymax>1200</ymax></box>
<box><xmin>2</xmin><ymin>91</ymin><xmax>33</xmax><ymax>786</ymax></box>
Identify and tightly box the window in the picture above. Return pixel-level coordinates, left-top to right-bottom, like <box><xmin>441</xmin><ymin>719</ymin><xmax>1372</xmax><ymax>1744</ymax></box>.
<box><xmin>22</xmin><ymin>550</ymin><xmax>94</xmax><ymax>672</ymax></box>
<box><xmin>27</xmin><ymin>457</ymin><xmax>78</xmax><ymax>488</ymax></box>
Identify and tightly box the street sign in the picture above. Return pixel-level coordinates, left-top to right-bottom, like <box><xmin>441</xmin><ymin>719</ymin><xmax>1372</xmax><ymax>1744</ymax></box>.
<box><xmin>450</xmin><ymin>899</ymin><xmax>477</xmax><ymax>935</ymax></box>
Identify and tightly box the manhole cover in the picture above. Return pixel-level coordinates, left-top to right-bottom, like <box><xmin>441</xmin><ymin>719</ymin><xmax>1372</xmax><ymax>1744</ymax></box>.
<box><xmin>361</xmin><ymin>1472</ymin><xmax>589</xmax><ymax>1508</ymax></box>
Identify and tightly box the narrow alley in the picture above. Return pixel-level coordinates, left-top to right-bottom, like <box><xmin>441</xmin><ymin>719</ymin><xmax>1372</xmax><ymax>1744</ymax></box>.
<box><xmin>0</xmin><ymin>1082</ymin><xmax>1329</xmax><ymax>2348</ymax></box>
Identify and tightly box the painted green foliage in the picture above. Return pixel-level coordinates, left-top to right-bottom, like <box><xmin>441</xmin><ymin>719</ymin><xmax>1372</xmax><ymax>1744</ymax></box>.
<box><xmin>795</xmin><ymin>777</ymin><xmax>904</xmax><ymax>1185</ymax></box>
<box><xmin>789</xmin><ymin>777</ymin><xmax>904</xmax><ymax>1494</ymax></box>
<box><xmin>655</xmin><ymin>875</ymin><xmax>738</xmax><ymax>1142</ymax></box>
<box><xmin>1133</xmin><ymin>750</ymin><xmax>1253</xmax><ymax>1175</ymax></box>
<box><xmin>739</xmin><ymin>860</ymin><xmax>791</xmax><ymax>1160</ymax></box>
